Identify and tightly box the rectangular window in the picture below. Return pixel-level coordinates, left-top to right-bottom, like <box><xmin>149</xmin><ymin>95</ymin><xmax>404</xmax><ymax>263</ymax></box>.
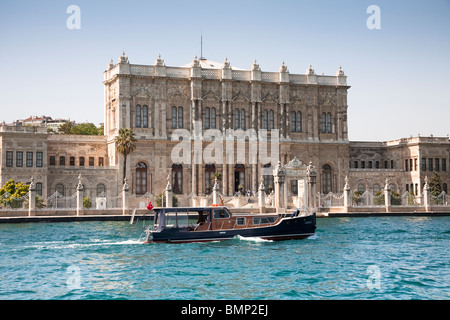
<box><xmin>79</xmin><ymin>157</ymin><xmax>85</xmax><ymax>166</ymax></box>
<box><xmin>70</xmin><ymin>156</ymin><xmax>75</xmax><ymax>166</ymax></box>
<box><xmin>59</xmin><ymin>156</ymin><xmax>65</xmax><ymax>166</ymax></box>
<box><xmin>429</xmin><ymin>158</ymin><xmax>433</xmax><ymax>171</ymax></box>
<box><xmin>354</xmin><ymin>161</ymin><xmax>358</xmax><ymax>169</ymax></box>
<box><xmin>361</xmin><ymin>161</ymin><xmax>365</xmax><ymax>169</ymax></box>
<box><xmin>384</xmin><ymin>161</ymin><xmax>388</xmax><ymax>169</ymax></box>
<box><xmin>368</xmin><ymin>161</ymin><xmax>372</xmax><ymax>169</ymax></box>
<box><xmin>178</xmin><ymin>107</ymin><xmax>183</xmax><ymax>129</ymax></box>
<box><xmin>236</xmin><ymin>217</ymin><xmax>246</xmax><ymax>226</ymax></box>
<box><xmin>26</xmin><ymin>152</ymin><xmax>33</xmax><ymax>167</ymax></box>
<box><xmin>16</xmin><ymin>151</ymin><xmax>23</xmax><ymax>167</ymax></box>
<box><xmin>99</xmin><ymin>157</ymin><xmax>104</xmax><ymax>167</ymax></box>
<box><xmin>435</xmin><ymin>158</ymin><xmax>440</xmax><ymax>171</ymax></box>
<box><xmin>36</xmin><ymin>182</ymin><xmax>42</xmax><ymax>196</ymax></box>
<box><xmin>89</xmin><ymin>157</ymin><xmax>94</xmax><ymax>166</ymax></box>
<box><xmin>414</xmin><ymin>158</ymin><xmax>418</xmax><ymax>171</ymax></box>
<box><xmin>442</xmin><ymin>158</ymin><xmax>447</xmax><ymax>172</ymax></box>
<box><xmin>375</xmin><ymin>161</ymin><xmax>379</xmax><ymax>169</ymax></box>
<box><xmin>405</xmin><ymin>159</ymin><xmax>409</xmax><ymax>171</ymax></box>
<box><xmin>391</xmin><ymin>160</ymin><xmax>394</xmax><ymax>169</ymax></box>
<box><xmin>143</xmin><ymin>106</ymin><xmax>148</xmax><ymax>128</ymax></box>
<box><xmin>422</xmin><ymin>158</ymin><xmax>427</xmax><ymax>171</ymax></box>
<box><xmin>410</xmin><ymin>159</ymin><xmax>413</xmax><ymax>171</ymax></box>
<box><xmin>36</xmin><ymin>152</ymin><xmax>43</xmax><ymax>167</ymax></box>
<box><xmin>6</xmin><ymin>151</ymin><xmax>13</xmax><ymax>167</ymax></box>
<box><xmin>49</xmin><ymin>156</ymin><xmax>56</xmax><ymax>166</ymax></box>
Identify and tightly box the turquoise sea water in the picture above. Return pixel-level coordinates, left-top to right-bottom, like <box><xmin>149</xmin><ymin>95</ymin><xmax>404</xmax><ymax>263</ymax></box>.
<box><xmin>0</xmin><ymin>216</ymin><xmax>448</xmax><ymax>300</ymax></box>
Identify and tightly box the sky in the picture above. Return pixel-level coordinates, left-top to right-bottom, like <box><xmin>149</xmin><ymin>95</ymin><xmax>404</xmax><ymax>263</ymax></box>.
<box><xmin>0</xmin><ymin>0</ymin><xmax>449</xmax><ymax>141</ymax></box>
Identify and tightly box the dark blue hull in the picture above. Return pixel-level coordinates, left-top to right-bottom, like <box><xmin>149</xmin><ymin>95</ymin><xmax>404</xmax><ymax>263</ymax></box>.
<box><xmin>148</xmin><ymin>214</ymin><xmax>316</xmax><ymax>243</ymax></box>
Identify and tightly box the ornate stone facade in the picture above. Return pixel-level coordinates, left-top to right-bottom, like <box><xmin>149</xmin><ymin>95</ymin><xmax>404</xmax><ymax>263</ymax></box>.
<box><xmin>103</xmin><ymin>53</ymin><xmax>350</xmax><ymax>204</ymax></box>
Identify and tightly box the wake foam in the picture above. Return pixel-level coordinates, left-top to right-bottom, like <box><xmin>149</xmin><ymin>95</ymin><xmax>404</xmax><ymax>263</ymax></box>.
<box><xmin>235</xmin><ymin>235</ymin><xmax>273</xmax><ymax>243</ymax></box>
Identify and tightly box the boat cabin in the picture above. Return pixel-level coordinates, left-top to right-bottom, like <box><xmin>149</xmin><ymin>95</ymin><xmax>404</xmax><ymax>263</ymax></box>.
<box><xmin>153</xmin><ymin>206</ymin><xmax>281</xmax><ymax>232</ymax></box>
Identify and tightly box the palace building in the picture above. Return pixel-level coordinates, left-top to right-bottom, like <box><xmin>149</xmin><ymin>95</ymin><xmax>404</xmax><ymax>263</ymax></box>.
<box><xmin>1</xmin><ymin>52</ymin><xmax>449</xmax><ymax>208</ymax></box>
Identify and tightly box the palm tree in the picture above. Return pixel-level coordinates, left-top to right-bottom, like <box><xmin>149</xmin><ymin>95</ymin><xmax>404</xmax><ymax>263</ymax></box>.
<box><xmin>114</xmin><ymin>128</ymin><xmax>137</xmax><ymax>184</ymax></box>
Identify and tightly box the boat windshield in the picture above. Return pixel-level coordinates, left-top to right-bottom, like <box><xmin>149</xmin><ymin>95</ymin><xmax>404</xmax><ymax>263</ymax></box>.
<box><xmin>213</xmin><ymin>208</ymin><xmax>230</xmax><ymax>219</ymax></box>
<box><xmin>165</xmin><ymin>212</ymin><xmax>189</xmax><ymax>228</ymax></box>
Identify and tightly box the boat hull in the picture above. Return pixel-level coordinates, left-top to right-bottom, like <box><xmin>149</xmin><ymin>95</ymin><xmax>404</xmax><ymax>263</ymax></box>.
<box><xmin>147</xmin><ymin>213</ymin><xmax>316</xmax><ymax>243</ymax></box>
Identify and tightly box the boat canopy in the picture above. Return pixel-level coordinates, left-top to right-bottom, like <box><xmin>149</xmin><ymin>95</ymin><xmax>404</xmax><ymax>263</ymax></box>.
<box><xmin>153</xmin><ymin>206</ymin><xmax>232</xmax><ymax>231</ymax></box>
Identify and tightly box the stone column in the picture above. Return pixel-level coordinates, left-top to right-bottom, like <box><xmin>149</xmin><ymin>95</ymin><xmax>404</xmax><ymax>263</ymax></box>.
<box><xmin>165</xmin><ymin>174</ymin><xmax>173</xmax><ymax>208</ymax></box>
<box><xmin>307</xmin><ymin>162</ymin><xmax>317</xmax><ymax>209</ymax></box>
<box><xmin>423</xmin><ymin>176</ymin><xmax>431</xmax><ymax>212</ymax></box>
<box><xmin>28</xmin><ymin>177</ymin><xmax>36</xmax><ymax>217</ymax></box>
<box><xmin>76</xmin><ymin>174</ymin><xmax>84</xmax><ymax>216</ymax></box>
<box><xmin>122</xmin><ymin>177</ymin><xmax>129</xmax><ymax>215</ymax></box>
<box><xmin>258</xmin><ymin>176</ymin><xmax>266</xmax><ymax>213</ymax></box>
<box><xmin>212</xmin><ymin>178</ymin><xmax>220</xmax><ymax>205</ymax></box>
<box><xmin>343</xmin><ymin>176</ymin><xmax>351</xmax><ymax>211</ymax></box>
<box><xmin>384</xmin><ymin>179</ymin><xmax>391</xmax><ymax>213</ymax></box>
<box><xmin>273</xmin><ymin>161</ymin><xmax>286</xmax><ymax>213</ymax></box>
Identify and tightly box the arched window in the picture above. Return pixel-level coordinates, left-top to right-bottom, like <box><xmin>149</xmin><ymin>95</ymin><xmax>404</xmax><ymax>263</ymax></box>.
<box><xmin>296</xmin><ymin>112</ymin><xmax>302</xmax><ymax>132</ymax></box>
<box><xmin>291</xmin><ymin>111</ymin><xmax>296</xmax><ymax>132</ymax></box>
<box><xmin>172</xmin><ymin>164</ymin><xmax>183</xmax><ymax>194</ymax></box>
<box><xmin>142</xmin><ymin>105</ymin><xmax>148</xmax><ymax>128</ymax></box>
<box><xmin>96</xmin><ymin>184</ymin><xmax>106</xmax><ymax>197</ymax></box>
<box><xmin>55</xmin><ymin>184</ymin><xmax>65</xmax><ymax>197</ymax></box>
<box><xmin>136</xmin><ymin>162</ymin><xmax>147</xmax><ymax>195</ymax></box>
<box><xmin>205</xmin><ymin>107</ymin><xmax>210</xmax><ymax>129</ymax></box>
<box><xmin>327</xmin><ymin>112</ymin><xmax>332</xmax><ymax>133</ymax></box>
<box><xmin>263</xmin><ymin>110</ymin><xmax>268</xmax><ymax>129</ymax></box>
<box><xmin>172</xmin><ymin>106</ymin><xmax>177</xmax><ymax>128</ymax></box>
<box><xmin>136</xmin><ymin>105</ymin><xmax>141</xmax><ymax>127</ymax></box>
<box><xmin>321</xmin><ymin>113</ymin><xmax>326</xmax><ymax>133</ymax></box>
<box><xmin>205</xmin><ymin>163</ymin><xmax>216</xmax><ymax>194</ymax></box>
<box><xmin>357</xmin><ymin>184</ymin><xmax>365</xmax><ymax>193</ymax></box>
<box><xmin>269</xmin><ymin>110</ymin><xmax>274</xmax><ymax>130</ymax></box>
<box><xmin>211</xmin><ymin>107</ymin><xmax>216</xmax><ymax>129</ymax></box>
<box><xmin>373</xmin><ymin>184</ymin><xmax>381</xmax><ymax>195</ymax></box>
<box><xmin>240</xmin><ymin>109</ymin><xmax>246</xmax><ymax>129</ymax></box>
<box><xmin>234</xmin><ymin>109</ymin><xmax>240</xmax><ymax>129</ymax></box>
<box><xmin>322</xmin><ymin>164</ymin><xmax>332</xmax><ymax>194</ymax></box>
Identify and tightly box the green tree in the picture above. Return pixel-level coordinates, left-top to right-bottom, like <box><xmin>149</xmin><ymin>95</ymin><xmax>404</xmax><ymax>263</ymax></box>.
<box><xmin>83</xmin><ymin>197</ymin><xmax>92</xmax><ymax>208</ymax></box>
<box><xmin>71</xmin><ymin>123</ymin><xmax>99</xmax><ymax>135</ymax></box>
<box><xmin>114</xmin><ymin>128</ymin><xmax>137</xmax><ymax>184</ymax></box>
<box><xmin>0</xmin><ymin>179</ymin><xmax>29</xmax><ymax>208</ymax></box>
<box><xmin>97</xmin><ymin>123</ymin><xmax>104</xmax><ymax>136</ymax></box>
<box><xmin>58</xmin><ymin>121</ymin><xmax>75</xmax><ymax>134</ymax></box>
<box><xmin>430</xmin><ymin>171</ymin><xmax>443</xmax><ymax>197</ymax></box>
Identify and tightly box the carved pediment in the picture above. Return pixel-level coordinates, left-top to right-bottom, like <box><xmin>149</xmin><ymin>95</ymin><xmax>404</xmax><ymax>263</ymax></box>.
<box><xmin>202</xmin><ymin>90</ymin><xmax>221</xmax><ymax>101</ymax></box>
<box><xmin>286</xmin><ymin>156</ymin><xmax>306</xmax><ymax>169</ymax></box>
<box><xmin>262</xmin><ymin>93</ymin><xmax>279</xmax><ymax>103</ymax></box>
<box><xmin>131</xmin><ymin>85</ymin><xmax>153</xmax><ymax>98</ymax></box>
<box><xmin>232</xmin><ymin>91</ymin><xmax>250</xmax><ymax>102</ymax></box>
<box><xmin>318</xmin><ymin>94</ymin><xmax>337</xmax><ymax>106</ymax></box>
<box><xmin>289</xmin><ymin>96</ymin><xmax>306</xmax><ymax>104</ymax></box>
